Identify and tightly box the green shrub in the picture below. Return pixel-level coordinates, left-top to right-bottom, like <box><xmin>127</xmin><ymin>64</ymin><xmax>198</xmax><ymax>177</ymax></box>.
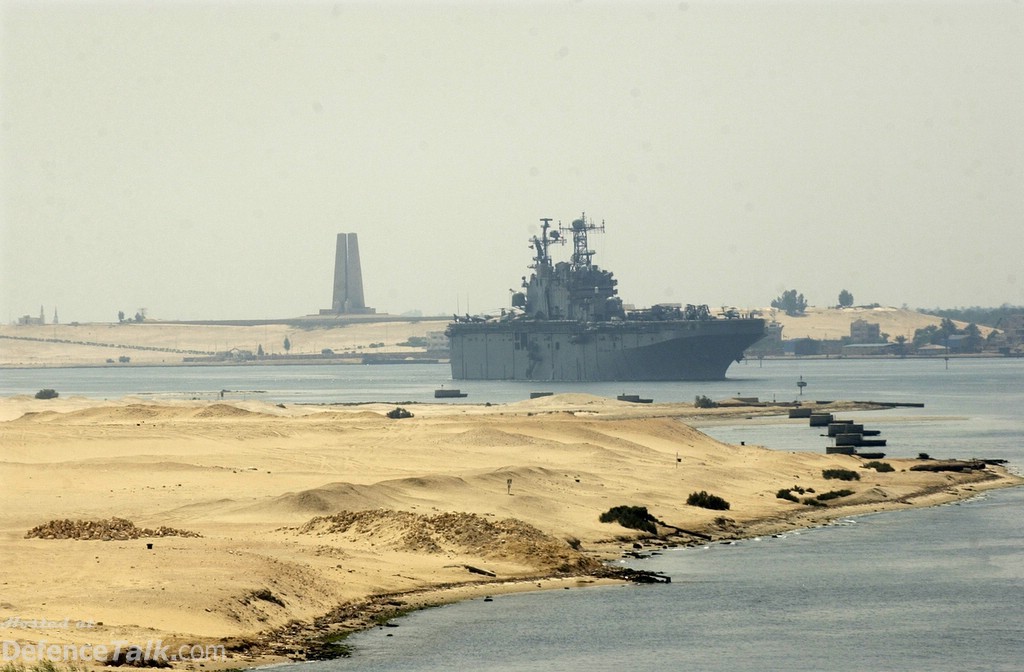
<box><xmin>386</xmin><ymin>407</ymin><xmax>413</xmax><ymax>419</ymax></box>
<box><xmin>34</xmin><ymin>389</ymin><xmax>59</xmax><ymax>399</ymax></box>
<box><xmin>694</xmin><ymin>394</ymin><xmax>718</xmax><ymax>409</ymax></box>
<box><xmin>686</xmin><ymin>490</ymin><xmax>731</xmax><ymax>511</ymax></box>
<box><xmin>776</xmin><ymin>488</ymin><xmax>799</xmax><ymax>502</ymax></box>
<box><xmin>822</xmin><ymin>468</ymin><xmax>860</xmax><ymax>481</ymax></box>
<box><xmin>599</xmin><ymin>505</ymin><xmax>659</xmax><ymax>534</ymax></box>
<box><xmin>816</xmin><ymin>489</ymin><xmax>855</xmax><ymax>501</ymax></box>
<box><xmin>864</xmin><ymin>461</ymin><xmax>894</xmax><ymax>473</ymax></box>
<box><xmin>803</xmin><ymin>498</ymin><xmax>826</xmax><ymax>507</ymax></box>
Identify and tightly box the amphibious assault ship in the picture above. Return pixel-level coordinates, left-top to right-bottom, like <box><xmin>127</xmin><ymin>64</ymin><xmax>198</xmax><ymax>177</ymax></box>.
<box><xmin>446</xmin><ymin>214</ymin><xmax>766</xmax><ymax>381</ymax></box>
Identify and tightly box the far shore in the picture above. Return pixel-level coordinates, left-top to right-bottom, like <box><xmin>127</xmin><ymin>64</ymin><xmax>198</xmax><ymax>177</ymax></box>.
<box><xmin>0</xmin><ymin>347</ymin><xmax>1018</xmax><ymax>371</ymax></box>
<box><xmin>1</xmin><ymin>393</ymin><xmax>1020</xmax><ymax>669</ymax></box>
<box><xmin>2</xmin><ymin>305</ymin><xmax>1012</xmax><ymax>369</ymax></box>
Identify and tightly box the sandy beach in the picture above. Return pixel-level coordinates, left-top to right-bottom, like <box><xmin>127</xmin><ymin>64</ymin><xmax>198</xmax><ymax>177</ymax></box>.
<box><xmin>1</xmin><ymin>392</ymin><xmax>1019</xmax><ymax>669</ymax></box>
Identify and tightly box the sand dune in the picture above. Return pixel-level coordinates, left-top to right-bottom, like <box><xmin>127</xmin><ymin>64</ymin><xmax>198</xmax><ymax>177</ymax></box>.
<box><xmin>769</xmin><ymin>305</ymin><xmax>990</xmax><ymax>341</ymax></box>
<box><xmin>249</xmin><ymin>481</ymin><xmax>411</xmax><ymax>518</ymax></box>
<box><xmin>0</xmin><ymin>394</ymin><xmax>1018</xmax><ymax>669</ymax></box>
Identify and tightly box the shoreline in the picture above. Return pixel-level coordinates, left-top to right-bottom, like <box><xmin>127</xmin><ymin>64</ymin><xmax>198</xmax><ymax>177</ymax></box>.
<box><xmin>2</xmin><ymin>351</ymin><xmax>1020</xmax><ymax>371</ymax></box>
<box><xmin>1</xmin><ymin>311</ymin><xmax>1019</xmax><ymax>370</ymax></box>
<box><xmin>1</xmin><ymin>394</ymin><xmax>1021</xmax><ymax>670</ymax></box>
<box><xmin>237</xmin><ymin>467</ymin><xmax>1021</xmax><ymax>669</ymax></box>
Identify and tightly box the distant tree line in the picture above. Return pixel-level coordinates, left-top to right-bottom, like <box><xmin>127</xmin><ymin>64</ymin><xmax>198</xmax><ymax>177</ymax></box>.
<box><xmin>919</xmin><ymin>304</ymin><xmax>1023</xmax><ymax>329</ymax></box>
<box><xmin>117</xmin><ymin>309</ymin><xmax>147</xmax><ymax>323</ymax></box>
<box><xmin>770</xmin><ymin>288</ymin><xmax>859</xmax><ymax>314</ymax></box>
<box><xmin>912</xmin><ymin>318</ymin><xmax>986</xmax><ymax>352</ymax></box>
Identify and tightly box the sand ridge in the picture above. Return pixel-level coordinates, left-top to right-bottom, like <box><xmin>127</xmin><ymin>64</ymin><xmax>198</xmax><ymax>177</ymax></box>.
<box><xmin>768</xmin><ymin>305</ymin><xmax>992</xmax><ymax>341</ymax></box>
<box><xmin>0</xmin><ymin>393</ymin><xmax>1019</xmax><ymax>668</ymax></box>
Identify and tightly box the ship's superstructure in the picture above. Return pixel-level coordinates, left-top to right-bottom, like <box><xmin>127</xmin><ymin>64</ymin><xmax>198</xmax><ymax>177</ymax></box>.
<box><xmin>446</xmin><ymin>214</ymin><xmax>766</xmax><ymax>381</ymax></box>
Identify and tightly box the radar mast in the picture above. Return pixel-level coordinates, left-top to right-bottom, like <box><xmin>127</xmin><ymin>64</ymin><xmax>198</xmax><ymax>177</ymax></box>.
<box><xmin>530</xmin><ymin>217</ymin><xmax>563</xmax><ymax>268</ymax></box>
<box><xmin>560</xmin><ymin>212</ymin><xmax>604</xmax><ymax>270</ymax></box>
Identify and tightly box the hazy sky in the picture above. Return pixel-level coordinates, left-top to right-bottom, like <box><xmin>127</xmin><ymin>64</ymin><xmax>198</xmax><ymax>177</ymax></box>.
<box><xmin>2</xmin><ymin>1</ymin><xmax>1022</xmax><ymax>324</ymax></box>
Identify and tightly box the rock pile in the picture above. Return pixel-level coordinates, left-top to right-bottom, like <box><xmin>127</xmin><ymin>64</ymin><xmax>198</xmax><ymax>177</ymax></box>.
<box><xmin>25</xmin><ymin>517</ymin><xmax>201</xmax><ymax>541</ymax></box>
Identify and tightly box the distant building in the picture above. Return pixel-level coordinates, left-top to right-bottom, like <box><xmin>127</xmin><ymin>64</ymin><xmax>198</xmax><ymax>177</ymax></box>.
<box><xmin>17</xmin><ymin>306</ymin><xmax>46</xmax><ymax>326</ymax></box>
<box><xmin>746</xmin><ymin>321</ymin><xmax>784</xmax><ymax>356</ymax></box>
<box><xmin>784</xmin><ymin>338</ymin><xmax>820</xmax><ymax>357</ymax></box>
<box><xmin>997</xmin><ymin>313</ymin><xmax>1024</xmax><ymax>347</ymax></box>
<box><xmin>842</xmin><ymin>343</ymin><xmax>896</xmax><ymax>357</ymax></box>
<box><xmin>946</xmin><ymin>334</ymin><xmax>970</xmax><ymax>353</ymax></box>
<box><xmin>426</xmin><ymin>331</ymin><xmax>450</xmax><ymax>353</ymax></box>
<box><xmin>850</xmin><ymin>319</ymin><xmax>882</xmax><ymax>344</ymax></box>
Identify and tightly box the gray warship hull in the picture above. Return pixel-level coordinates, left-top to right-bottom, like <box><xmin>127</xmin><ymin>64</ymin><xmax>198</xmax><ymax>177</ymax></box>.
<box><xmin>447</xmin><ymin>213</ymin><xmax>766</xmax><ymax>382</ymax></box>
<box><xmin>448</xmin><ymin>318</ymin><xmax>765</xmax><ymax>382</ymax></box>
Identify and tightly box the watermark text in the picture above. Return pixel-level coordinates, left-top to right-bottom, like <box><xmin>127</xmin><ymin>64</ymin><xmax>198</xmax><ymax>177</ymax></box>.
<box><xmin>3</xmin><ymin>639</ymin><xmax>227</xmax><ymax>663</ymax></box>
<box><xmin>1</xmin><ymin>617</ymin><xmax>95</xmax><ymax>630</ymax></box>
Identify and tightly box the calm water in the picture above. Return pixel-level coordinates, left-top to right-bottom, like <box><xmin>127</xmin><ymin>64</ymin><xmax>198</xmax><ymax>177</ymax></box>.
<box><xmin>1</xmin><ymin>356</ymin><xmax>1021</xmax><ymax>410</ymax></box>
<box><xmin>303</xmin><ymin>488</ymin><xmax>1024</xmax><ymax>672</ymax></box>
<box><xmin>2</xmin><ymin>358</ymin><xmax>1022</xmax><ymax>670</ymax></box>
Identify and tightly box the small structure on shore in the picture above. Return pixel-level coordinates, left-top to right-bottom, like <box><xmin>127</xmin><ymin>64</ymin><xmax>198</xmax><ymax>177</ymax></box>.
<box><xmin>818</xmin><ymin>414</ymin><xmax>887</xmax><ymax>456</ymax></box>
<box><xmin>435</xmin><ymin>387</ymin><xmax>468</xmax><ymax>399</ymax></box>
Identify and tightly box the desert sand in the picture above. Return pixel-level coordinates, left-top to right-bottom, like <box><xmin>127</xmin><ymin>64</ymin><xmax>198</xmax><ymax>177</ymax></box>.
<box><xmin>1</xmin><ymin>393</ymin><xmax>1019</xmax><ymax>669</ymax></box>
<box><xmin>768</xmin><ymin>305</ymin><xmax>990</xmax><ymax>341</ymax></box>
<box><xmin>0</xmin><ymin>319</ymin><xmax>449</xmax><ymax>368</ymax></box>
